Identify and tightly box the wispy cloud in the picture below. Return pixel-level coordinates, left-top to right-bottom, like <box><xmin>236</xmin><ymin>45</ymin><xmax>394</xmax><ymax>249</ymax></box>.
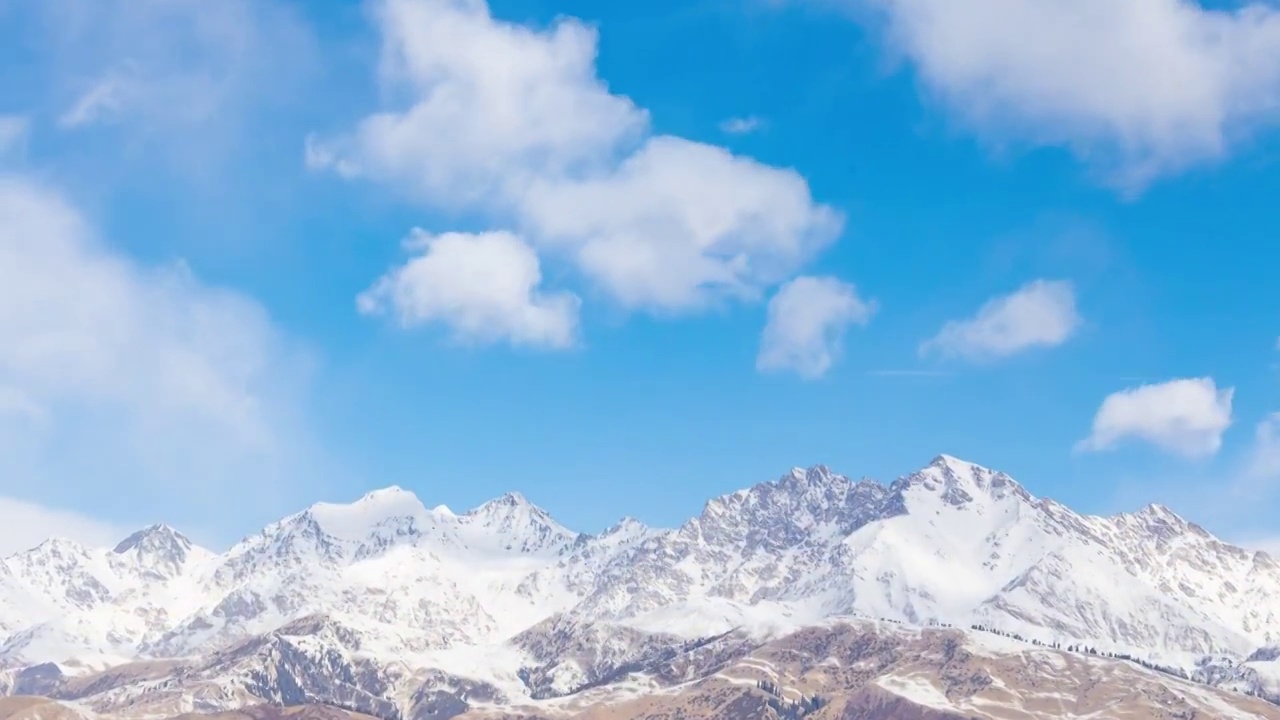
<box><xmin>58</xmin><ymin>69</ymin><xmax>134</xmax><ymax>128</ymax></box>
<box><xmin>16</xmin><ymin>0</ymin><xmax>316</xmax><ymax>180</ymax></box>
<box><xmin>0</xmin><ymin>175</ymin><xmax>324</xmax><ymax>546</ymax></box>
<box><xmin>921</xmin><ymin>279</ymin><xmax>1081</xmax><ymax>362</ymax></box>
<box><xmin>757</xmin><ymin>276</ymin><xmax>876</xmax><ymax>380</ymax></box>
<box><xmin>719</xmin><ymin>115</ymin><xmax>765</xmax><ymax>135</ymax></box>
<box><xmin>867</xmin><ymin>369</ymin><xmax>954</xmax><ymax>378</ymax></box>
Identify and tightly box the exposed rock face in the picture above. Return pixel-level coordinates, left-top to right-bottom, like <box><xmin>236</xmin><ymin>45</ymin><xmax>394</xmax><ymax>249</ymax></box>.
<box><xmin>2</xmin><ymin>456</ymin><xmax>1280</xmax><ymax>717</ymax></box>
<box><xmin>453</xmin><ymin>622</ymin><xmax>1280</xmax><ymax>719</ymax></box>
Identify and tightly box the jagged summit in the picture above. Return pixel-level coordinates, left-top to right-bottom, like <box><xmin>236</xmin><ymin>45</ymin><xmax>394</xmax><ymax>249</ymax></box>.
<box><xmin>464</xmin><ymin>490</ymin><xmax>559</xmax><ymax>526</ymax></box>
<box><xmin>14</xmin><ymin>536</ymin><xmax>91</xmax><ymax>561</ymax></box>
<box><xmin>111</xmin><ymin>524</ymin><xmax>203</xmax><ymax>580</ymax></box>
<box><xmin>602</xmin><ymin>516</ymin><xmax>648</xmax><ymax>535</ymax></box>
<box><xmin>784</xmin><ymin>463</ymin><xmax>840</xmax><ymax>484</ymax></box>
<box><xmin>468</xmin><ymin>490</ymin><xmax>534</xmax><ymax>512</ymax></box>
<box><xmin>890</xmin><ymin>453</ymin><xmax>1031</xmax><ymax>506</ymax></box>
<box><xmin>112</xmin><ymin>524</ymin><xmax>191</xmax><ymax>554</ymax></box>
<box><xmin>3</xmin><ymin>454</ymin><xmax>1277</xmax><ymax>712</ymax></box>
<box><xmin>1120</xmin><ymin>501</ymin><xmax>1209</xmax><ymax>540</ymax></box>
<box><xmin>1133</xmin><ymin>502</ymin><xmax>1184</xmax><ymax>522</ymax></box>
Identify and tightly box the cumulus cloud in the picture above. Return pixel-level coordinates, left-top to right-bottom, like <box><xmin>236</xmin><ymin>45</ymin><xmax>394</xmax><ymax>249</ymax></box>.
<box><xmin>860</xmin><ymin>0</ymin><xmax>1280</xmax><ymax>188</ymax></box>
<box><xmin>720</xmin><ymin>116</ymin><xmax>764</xmax><ymax>135</ymax></box>
<box><xmin>921</xmin><ymin>279</ymin><xmax>1080</xmax><ymax>361</ymax></box>
<box><xmin>520</xmin><ymin>137</ymin><xmax>842</xmax><ymax>312</ymax></box>
<box><xmin>0</xmin><ymin>175</ymin><xmax>317</xmax><ymax>541</ymax></box>
<box><xmin>1076</xmin><ymin>377</ymin><xmax>1234</xmax><ymax>459</ymax></box>
<box><xmin>358</xmin><ymin>229</ymin><xmax>580</xmax><ymax>349</ymax></box>
<box><xmin>757</xmin><ymin>276</ymin><xmax>876</xmax><ymax>379</ymax></box>
<box><xmin>306</xmin><ymin>0</ymin><xmax>646</xmax><ymax>206</ymax></box>
<box><xmin>310</xmin><ymin>0</ymin><xmax>841</xmax><ymax>322</ymax></box>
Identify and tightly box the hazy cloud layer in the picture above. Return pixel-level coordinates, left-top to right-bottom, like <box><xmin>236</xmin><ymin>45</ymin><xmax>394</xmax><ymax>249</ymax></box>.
<box><xmin>0</xmin><ymin>175</ymin><xmax>319</xmax><ymax>544</ymax></box>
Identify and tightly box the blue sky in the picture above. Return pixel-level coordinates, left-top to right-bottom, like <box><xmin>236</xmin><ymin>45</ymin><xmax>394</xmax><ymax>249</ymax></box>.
<box><xmin>1</xmin><ymin>0</ymin><xmax>1279</xmax><ymax>554</ymax></box>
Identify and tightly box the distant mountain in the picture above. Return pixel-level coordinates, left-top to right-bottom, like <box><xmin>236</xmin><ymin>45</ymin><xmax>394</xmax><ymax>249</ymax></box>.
<box><xmin>1</xmin><ymin>456</ymin><xmax>1278</xmax><ymax>718</ymax></box>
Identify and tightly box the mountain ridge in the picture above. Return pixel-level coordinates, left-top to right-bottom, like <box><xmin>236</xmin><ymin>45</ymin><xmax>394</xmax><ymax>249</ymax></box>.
<box><xmin>1</xmin><ymin>455</ymin><xmax>1278</xmax><ymax>717</ymax></box>
<box><xmin>0</xmin><ymin>454</ymin><xmax>1204</xmax><ymax>562</ymax></box>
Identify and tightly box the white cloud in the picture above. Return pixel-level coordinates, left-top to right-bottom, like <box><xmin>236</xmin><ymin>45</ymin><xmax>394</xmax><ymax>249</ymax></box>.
<box><xmin>311</xmin><ymin>0</ymin><xmax>841</xmax><ymax>321</ymax></box>
<box><xmin>720</xmin><ymin>116</ymin><xmax>764</xmax><ymax>135</ymax></box>
<box><xmin>0</xmin><ymin>497</ymin><xmax>127</xmax><ymax>557</ymax></box>
<box><xmin>757</xmin><ymin>276</ymin><xmax>876</xmax><ymax>379</ymax></box>
<box><xmin>521</xmin><ymin>136</ymin><xmax>842</xmax><ymax>312</ymax></box>
<box><xmin>1076</xmin><ymin>377</ymin><xmax>1234</xmax><ymax>459</ymax></box>
<box><xmin>307</xmin><ymin>0</ymin><xmax>647</xmax><ymax>207</ymax></box>
<box><xmin>1247</xmin><ymin>413</ymin><xmax>1280</xmax><ymax>480</ymax></box>
<box><xmin>921</xmin><ymin>279</ymin><xmax>1080</xmax><ymax>361</ymax></box>
<box><xmin>358</xmin><ymin>229</ymin><xmax>580</xmax><ymax>349</ymax></box>
<box><xmin>44</xmin><ymin>0</ymin><xmax>310</xmax><ymax>126</ymax></box>
<box><xmin>0</xmin><ymin>175</ymin><xmax>317</xmax><ymax>540</ymax></box>
<box><xmin>58</xmin><ymin>70</ymin><xmax>134</xmax><ymax>128</ymax></box>
<box><xmin>861</xmin><ymin>0</ymin><xmax>1280</xmax><ymax>188</ymax></box>
<box><xmin>14</xmin><ymin>0</ymin><xmax>315</xmax><ymax>180</ymax></box>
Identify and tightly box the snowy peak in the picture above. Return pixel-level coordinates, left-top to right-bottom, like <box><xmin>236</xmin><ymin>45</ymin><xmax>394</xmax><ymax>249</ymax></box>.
<box><xmin>309</xmin><ymin>485</ymin><xmax>429</xmax><ymax>539</ymax></box>
<box><xmin>602</xmin><ymin>516</ymin><xmax>648</xmax><ymax>537</ymax></box>
<box><xmin>470</xmin><ymin>490</ymin><xmax>534</xmax><ymax>511</ymax></box>
<box><xmin>464</xmin><ymin>491</ymin><xmax>549</xmax><ymax>524</ymax></box>
<box><xmin>23</xmin><ymin>536</ymin><xmax>91</xmax><ymax>558</ymax></box>
<box><xmin>220</xmin><ymin>486</ymin><xmax>434</xmax><ymax>571</ymax></box>
<box><xmin>8</xmin><ymin>453</ymin><xmax>1279</xmax><ymax>704</ymax></box>
<box><xmin>893</xmin><ymin>454</ymin><xmax>1031</xmax><ymax>507</ymax></box>
<box><xmin>1111</xmin><ymin>502</ymin><xmax>1208</xmax><ymax>545</ymax></box>
<box><xmin>112</xmin><ymin>524</ymin><xmax>191</xmax><ymax>554</ymax></box>
<box><xmin>783</xmin><ymin>463</ymin><xmax>840</xmax><ymax>487</ymax></box>
<box><xmin>111</xmin><ymin>524</ymin><xmax>202</xmax><ymax>580</ymax></box>
<box><xmin>1130</xmin><ymin>502</ymin><xmax>1199</xmax><ymax>532</ymax></box>
<box><xmin>458</xmin><ymin>492</ymin><xmax>577</xmax><ymax>555</ymax></box>
<box><xmin>355</xmin><ymin>484</ymin><xmax>417</xmax><ymax>504</ymax></box>
<box><xmin>688</xmin><ymin>464</ymin><xmax>890</xmax><ymax>551</ymax></box>
<box><xmin>233</xmin><ymin>486</ymin><xmax>579</xmax><ymax>565</ymax></box>
<box><xmin>591</xmin><ymin>516</ymin><xmax>652</xmax><ymax>548</ymax></box>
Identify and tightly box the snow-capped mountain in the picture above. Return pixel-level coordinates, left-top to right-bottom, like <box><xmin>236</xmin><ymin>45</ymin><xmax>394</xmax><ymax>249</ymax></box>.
<box><xmin>2</xmin><ymin>455</ymin><xmax>1278</xmax><ymax>717</ymax></box>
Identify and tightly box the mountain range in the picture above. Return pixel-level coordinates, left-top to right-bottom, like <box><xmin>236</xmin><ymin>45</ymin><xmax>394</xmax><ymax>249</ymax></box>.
<box><xmin>1</xmin><ymin>455</ymin><xmax>1278</xmax><ymax>719</ymax></box>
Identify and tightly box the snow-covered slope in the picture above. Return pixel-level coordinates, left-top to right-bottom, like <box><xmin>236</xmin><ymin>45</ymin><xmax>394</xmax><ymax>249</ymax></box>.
<box><xmin>2</xmin><ymin>455</ymin><xmax>1278</xmax><ymax>715</ymax></box>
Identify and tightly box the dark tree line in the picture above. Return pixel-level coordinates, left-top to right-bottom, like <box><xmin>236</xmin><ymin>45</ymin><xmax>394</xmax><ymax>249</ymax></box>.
<box><xmin>966</xmin><ymin>623</ymin><xmax>1280</xmax><ymax>704</ymax></box>
<box><xmin>755</xmin><ymin>679</ymin><xmax>825</xmax><ymax>718</ymax></box>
